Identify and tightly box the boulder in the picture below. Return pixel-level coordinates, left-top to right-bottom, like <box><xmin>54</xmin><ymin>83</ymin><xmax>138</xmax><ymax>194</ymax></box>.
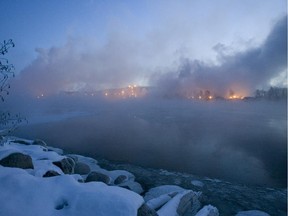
<box><xmin>53</xmin><ymin>157</ymin><xmax>75</xmax><ymax>174</ymax></box>
<box><xmin>156</xmin><ymin>191</ymin><xmax>201</xmax><ymax>216</ymax></box>
<box><xmin>137</xmin><ymin>204</ymin><xmax>158</xmax><ymax>216</ymax></box>
<box><xmin>68</xmin><ymin>155</ymin><xmax>78</xmax><ymax>162</ymax></box>
<box><xmin>114</xmin><ymin>175</ymin><xmax>128</xmax><ymax>185</ymax></box>
<box><xmin>85</xmin><ymin>171</ymin><xmax>110</xmax><ymax>184</ymax></box>
<box><xmin>0</xmin><ymin>152</ymin><xmax>34</xmax><ymax>169</ymax></box>
<box><xmin>32</xmin><ymin>139</ymin><xmax>47</xmax><ymax>147</ymax></box>
<box><xmin>195</xmin><ymin>205</ymin><xmax>219</xmax><ymax>216</ymax></box>
<box><xmin>177</xmin><ymin>191</ymin><xmax>200</xmax><ymax>215</ymax></box>
<box><xmin>191</xmin><ymin>180</ymin><xmax>204</xmax><ymax>188</ymax></box>
<box><xmin>119</xmin><ymin>181</ymin><xmax>144</xmax><ymax>194</ymax></box>
<box><xmin>74</xmin><ymin>162</ymin><xmax>91</xmax><ymax>175</ymax></box>
<box><xmin>146</xmin><ymin>194</ymin><xmax>172</xmax><ymax>211</ymax></box>
<box><xmin>43</xmin><ymin>170</ymin><xmax>60</xmax><ymax>177</ymax></box>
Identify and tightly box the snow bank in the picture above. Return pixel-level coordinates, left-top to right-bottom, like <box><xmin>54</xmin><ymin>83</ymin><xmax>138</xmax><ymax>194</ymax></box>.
<box><xmin>0</xmin><ymin>166</ymin><xmax>143</xmax><ymax>216</ymax></box>
<box><xmin>0</xmin><ymin>137</ymin><xmax>145</xmax><ymax>216</ymax></box>
<box><xmin>0</xmin><ymin>136</ymin><xmax>225</xmax><ymax>216</ymax></box>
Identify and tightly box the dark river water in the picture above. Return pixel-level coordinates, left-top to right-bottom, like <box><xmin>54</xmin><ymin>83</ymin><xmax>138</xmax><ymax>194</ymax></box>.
<box><xmin>12</xmin><ymin>98</ymin><xmax>287</xmax><ymax>188</ymax></box>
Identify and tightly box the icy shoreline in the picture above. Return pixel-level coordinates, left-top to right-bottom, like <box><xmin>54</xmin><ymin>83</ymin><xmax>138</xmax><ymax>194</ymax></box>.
<box><xmin>100</xmin><ymin>160</ymin><xmax>287</xmax><ymax>216</ymax></box>
<box><xmin>0</xmin><ymin>136</ymin><xmax>286</xmax><ymax>216</ymax></box>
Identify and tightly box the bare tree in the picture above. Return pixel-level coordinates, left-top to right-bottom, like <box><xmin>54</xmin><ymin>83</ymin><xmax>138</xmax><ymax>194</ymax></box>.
<box><xmin>0</xmin><ymin>39</ymin><xmax>27</xmax><ymax>136</ymax></box>
<box><xmin>0</xmin><ymin>39</ymin><xmax>15</xmax><ymax>101</ymax></box>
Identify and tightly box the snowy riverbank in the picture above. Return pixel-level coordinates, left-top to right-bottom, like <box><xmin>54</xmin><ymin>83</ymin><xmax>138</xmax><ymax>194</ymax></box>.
<box><xmin>0</xmin><ymin>136</ymin><xmax>285</xmax><ymax>216</ymax></box>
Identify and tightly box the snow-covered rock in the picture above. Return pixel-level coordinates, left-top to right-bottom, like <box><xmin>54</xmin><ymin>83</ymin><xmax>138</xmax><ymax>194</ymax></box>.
<box><xmin>0</xmin><ymin>137</ymin><xmax>151</xmax><ymax>215</ymax></box>
<box><xmin>74</xmin><ymin>161</ymin><xmax>91</xmax><ymax>175</ymax></box>
<box><xmin>114</xmin><ymin>174</ymin><xmax>128</xmax><ymax>184</ymax></box>
<box><xmin>67</xmin><ymin>154</ymin><xmax>144</xmax><ymax>193</ymax></box>
<box><xmin>144</xmin><ymin>185</ymin><xmax>202</xmax><ymax>216</ymax></box>
<box><xmin>32</xmin><ymin>139</ymin><xmax>47</xmax><ymax>147</ymax></box>
<box><xmin>137</xmin><ymin>204</ymin><xmax>158</xmax><ymax>216</ymax></box>
<box><xmin>0</xmin><ymin>152</ymin><xmax>34</xmax><ymax>169</ymax></box>
<box><xmin>195</xmin><ymin>205</ymin><xmax>219</xmax><ymax>216</ymax></box>
<box><xmin>53</xmin><ymin>157</ymin><xmax>75</xmax><ymax>174</ymax></box>
<box><xmin>144</xmin><ymin>185</ymin><xmax>186</xmax><ymax>201</ymax></box>
<box><xmin>85</xmin><ymin>171</ymin><xmax>111</xmax><ymax>184</ymax></box>
<box><xmin>191</xmin><ymin>180</ymin><xmax>205</xmax><ymax>188</ymax></box>
<box><xmin>119</xmin><ymin>180</ymin><xmax>144</xmax><ymax>194</ymax></box>
<box><xmin>157</xmin><ymin>190</ymin><xmax>201</xmax><ymax>216</ymax></box>
<box><xmin>146</xmin><ymin>193</ymin><xmax>173</xmax><ymax>210</ymax></box>
<box><xmin>0</xmin><ymin>136</ymin><xmax>226</xmax><ymax>216</ymax></box>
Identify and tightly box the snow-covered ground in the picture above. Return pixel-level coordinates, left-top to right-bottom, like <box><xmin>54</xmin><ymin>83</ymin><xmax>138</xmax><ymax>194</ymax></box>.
<box><xmin>0</xmin><ymin>136</ymin><xmax>219</xmax><ymax>216</ymax></box>
<box><xmin>0</xmin><ymin>136</ymin><xmax>284</xmax><ymax>216</ymax></box>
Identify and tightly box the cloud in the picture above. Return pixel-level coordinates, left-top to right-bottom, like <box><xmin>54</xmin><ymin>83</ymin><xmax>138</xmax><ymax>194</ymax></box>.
<box><xmin>153</xmin><ymin>16</ymin><xmax>287</xmax><ymax>98</ymax></box>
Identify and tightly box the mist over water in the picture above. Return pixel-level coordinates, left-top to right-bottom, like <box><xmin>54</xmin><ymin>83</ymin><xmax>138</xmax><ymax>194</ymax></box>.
<box><xmin>11</xmin><ymin>96</ymin><xmax>287</xmax><ymax>188</ymax></box>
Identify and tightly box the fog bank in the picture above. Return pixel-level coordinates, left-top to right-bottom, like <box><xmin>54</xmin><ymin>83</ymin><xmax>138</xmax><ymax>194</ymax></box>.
<box><xmin>11</xmin><ymin>97</ymin><xmax>287</xmax><ymax>188</ymax></box>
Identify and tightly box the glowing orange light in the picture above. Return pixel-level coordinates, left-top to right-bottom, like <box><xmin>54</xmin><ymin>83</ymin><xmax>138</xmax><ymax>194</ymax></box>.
<box><xmin>228</xmin><ymin>94</ymin><xmax>244</xmax><ymax>100</ymax></box>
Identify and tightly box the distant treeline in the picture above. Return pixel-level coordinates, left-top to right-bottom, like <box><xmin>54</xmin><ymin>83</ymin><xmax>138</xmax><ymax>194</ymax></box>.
<box><xmin>255</xmin><ymin>87</ymin><xmax>287</xmax><ymax>100</ymax></box>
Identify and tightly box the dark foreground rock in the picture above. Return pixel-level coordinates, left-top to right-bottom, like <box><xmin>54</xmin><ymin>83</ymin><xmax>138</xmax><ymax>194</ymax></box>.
<box><xmin>137</xmin><ymin>204</ymin><xmax>158</xmax><ymax>216</ymax></box>
<box><xmin>0</xmin><ymin>152</ymin><xmax>34</xmax><ymax>169</ymax></box>
<box><xmin>177</xmin><ymin>191</ymin><xmax>201</xmax><ymax>215</ymax></box>
<box><xmin>43</xmin><ymin>170</ymin><xmax>60</xmax><ymax>177</ymax></box>
<box><xmin>53</xmin><ymin>157</ymin><xmax>75</xmax><ymax>174</ymax></box>
<box><xmin>74</xmin><ymin>162</ymin><xmax>91</xmax><ymax>175</ymax></box>
<box><xmin>32</xmin><ymin>139</ymin><xmax>47</xmax><ymax>147</ymax></box>
<box><xmin>86</xmin><ymin>171</ymin><xmax>110</xmax><ymax>184</ymax></box>
<box><xmin>114</xmin><ymin>175</ymin><xmax>128</xmax><ymax>185</ymax></box>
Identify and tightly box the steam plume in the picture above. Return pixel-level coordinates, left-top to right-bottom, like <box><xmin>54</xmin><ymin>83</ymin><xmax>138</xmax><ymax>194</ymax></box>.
<box><xmin>153</xmin><ymin>16</ymin><xmax>287</xmax><ymax>98</ymax></box>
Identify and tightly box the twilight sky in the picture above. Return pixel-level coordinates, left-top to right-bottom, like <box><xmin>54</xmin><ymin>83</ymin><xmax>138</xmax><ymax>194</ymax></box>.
<box><xmin>0</xmin><ymin>0</ymin><xmax>287</xmax><ymax>96</ymax></box>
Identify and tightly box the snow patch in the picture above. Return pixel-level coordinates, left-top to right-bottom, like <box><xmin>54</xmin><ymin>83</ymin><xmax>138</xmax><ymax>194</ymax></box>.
<box><xmin>195</xmin><ymin>205</ymin><xmax>219</xmax><ymax>216</ymax></box>
<box><xmin>191</xmin><ymin>180</ymin><xmax>205</xmax><ymax>187</ymax></box>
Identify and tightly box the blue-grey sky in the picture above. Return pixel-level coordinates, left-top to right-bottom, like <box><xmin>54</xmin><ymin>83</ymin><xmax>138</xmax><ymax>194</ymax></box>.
<box><xmin>1</xmin><ymin>0</ymin><xmax>286</xmax><ymax>95</ymax></box>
